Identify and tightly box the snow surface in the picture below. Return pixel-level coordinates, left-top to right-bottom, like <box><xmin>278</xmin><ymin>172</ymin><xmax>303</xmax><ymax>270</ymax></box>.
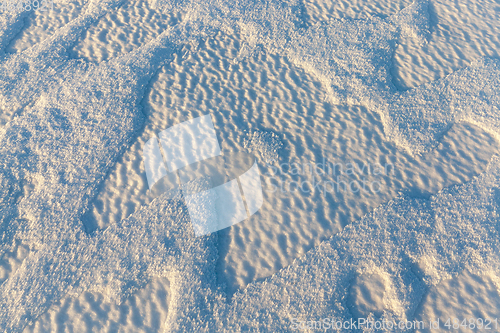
<box><xmin>0</xmin><ymin>0</ymin><xmax>499</xmax><ymax>331</ymax></box>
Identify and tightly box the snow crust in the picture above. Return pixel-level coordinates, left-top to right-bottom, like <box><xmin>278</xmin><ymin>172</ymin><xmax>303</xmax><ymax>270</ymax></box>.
<box><xmin>0</xmin><ymin>0</ymin><xmax>499</xmax><ymax>331</ymax></box>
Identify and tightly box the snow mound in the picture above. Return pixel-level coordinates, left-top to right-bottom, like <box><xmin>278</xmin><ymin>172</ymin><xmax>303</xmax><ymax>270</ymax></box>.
<box><xmin>244</xmin><ymin>130</ymin><xmax>283</xmax><ymax>163</ymax></box>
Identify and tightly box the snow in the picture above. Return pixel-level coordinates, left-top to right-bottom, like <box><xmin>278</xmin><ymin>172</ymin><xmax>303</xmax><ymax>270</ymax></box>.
<box><xmin>0</xmin><ymin>0</ymin><xmax>499</xmax><ymax>331</ymax></box>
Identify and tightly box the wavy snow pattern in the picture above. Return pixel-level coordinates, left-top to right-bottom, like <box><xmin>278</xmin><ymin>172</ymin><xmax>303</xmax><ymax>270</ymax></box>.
<box><xmin>0</xmin><ymin>0</ymin><xmax>498</xmax><ymax>332</ymax></box>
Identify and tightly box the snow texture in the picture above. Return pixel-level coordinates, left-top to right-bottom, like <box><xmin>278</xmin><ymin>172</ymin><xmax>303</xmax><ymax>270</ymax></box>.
<box><xmin>0</xmin><ymin>0</ymin><xmax>499</xmax><ymax>331</ymax></box>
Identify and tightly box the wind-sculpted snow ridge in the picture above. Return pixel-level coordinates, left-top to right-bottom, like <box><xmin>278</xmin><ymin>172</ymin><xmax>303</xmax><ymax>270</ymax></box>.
<box><xmin>217</xmin><ymin>155</ymin><xmax>500</xmax><ymax>332</ymax></box>
<box><xmin>388</xmin><ymin>0</ymin><xmax>429</xmax><ymax>44</ymax></box>
<box><xmin>0</xmin><ymin>0</ymin><xmax>127</xmax><ymax>126</ymax></box>
<box><xmin>0</xmin><ymin>10</ymin><xmax>31</xmax><ymax>52</ymax></box>
<box><xmin>0</xmin><ymin>0</ymin><xmax>499</xmax><ymax>331</ymax></box>
<box><xmin>153</xmin><ymin>0</ymin><xmax>499</xmax><ymax>157</ymax></box>
<box><xmin>155</xmin><ymin>0</ymin><xmax>429</xmax><ymax>105</ymax></box>
<box><xmin>383</xmin><ymin>57</ymin><xmax>500</xmax><ymax>154</ymax></box>
<box><xmin>0</xmin><ymin>191</ymin><xmax>220</xmax><ymax>331</ymax></box>
<box><xmin>0</xmin><ymin>14</ymin><xmax>204</xmax><ymax>332</ymax></box>
<box><xmin>144</xmin><ymin>155</ymin><xmax>500</xmax><ymax>332</ymax></box>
